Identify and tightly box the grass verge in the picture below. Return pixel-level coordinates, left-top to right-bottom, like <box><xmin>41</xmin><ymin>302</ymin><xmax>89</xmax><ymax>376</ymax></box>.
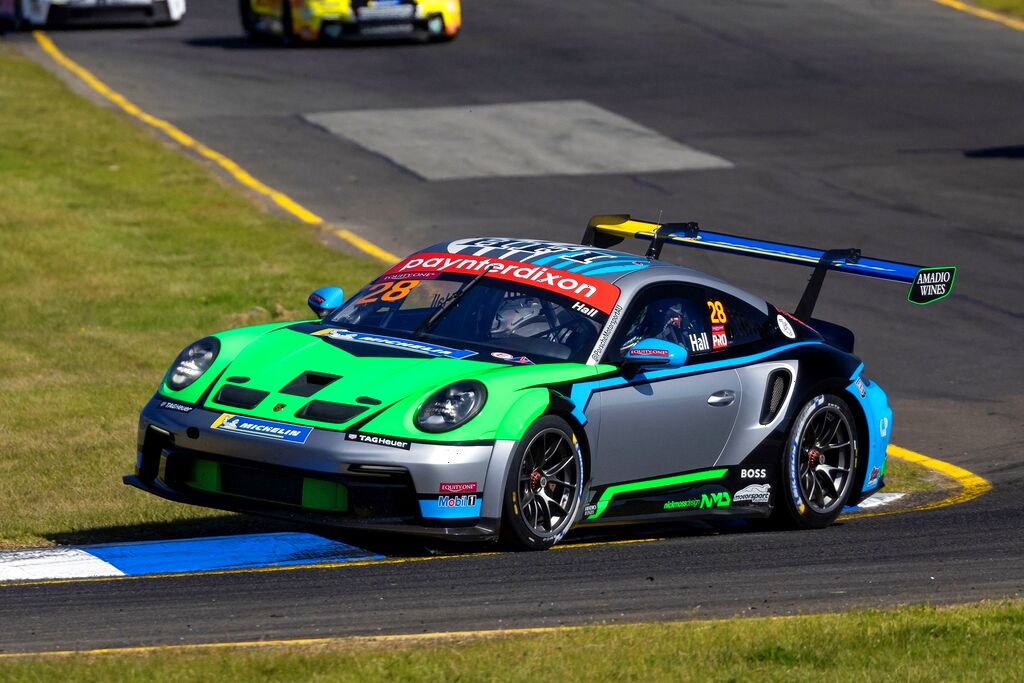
<box><xmin>885</xmin><ymin>453</ymin><xmax>952</xmax><ymax>494</ymax></box>
<box><xmin>0</xmin><ymin>44</ymin><xmax>380</xmax><ymax>547</ymax></box>
<box><xmin>1</xmin><ymin>601</ymin><xmax>1022</xmax><ymax>680</ymax></box>
<box><xmin>973</xmin><ymin>0</ymin><xmax>1024</xmax><ymax>19</ymax></box>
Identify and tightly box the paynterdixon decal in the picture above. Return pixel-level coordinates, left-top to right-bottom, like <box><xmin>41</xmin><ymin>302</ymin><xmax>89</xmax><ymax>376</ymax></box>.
<box><xmin>384</xmin><ymin>252</ymin><xmax>620</xmax><ymax>314</ymax></box>
<box><xmin>211</xmin><ymin>414</ymin><xmax>313</xmax><ymax>444</ymax></box>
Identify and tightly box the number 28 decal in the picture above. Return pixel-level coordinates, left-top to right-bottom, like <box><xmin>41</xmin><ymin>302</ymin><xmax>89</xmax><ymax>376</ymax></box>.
<box><xmin>355</xmin><ymin>279</ymin><xmax>421</xmax><ymax>305</ymax></box>
<box><xmin>707</xmin><ymin>300</ymin><xmax>728</xmax><ymax>324</ymax></box>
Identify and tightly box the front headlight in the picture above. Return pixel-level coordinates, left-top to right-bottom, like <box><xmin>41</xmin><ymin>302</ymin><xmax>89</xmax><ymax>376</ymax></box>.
<box><xmin>165</xmin><ymin>337</ymin><xmax>220</xmax><ymax>391</ymax></box>
<box><xmin>415</xmin><ymin>381</ymin><xmax>487</xmax><ymax>433</ymax></box>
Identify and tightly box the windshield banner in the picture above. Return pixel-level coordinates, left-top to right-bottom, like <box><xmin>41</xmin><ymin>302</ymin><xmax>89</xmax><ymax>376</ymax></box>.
<box><xmin>382</xmin><ymin>252</ymin><xmax>620</xmax><ymax>314</ymax></box>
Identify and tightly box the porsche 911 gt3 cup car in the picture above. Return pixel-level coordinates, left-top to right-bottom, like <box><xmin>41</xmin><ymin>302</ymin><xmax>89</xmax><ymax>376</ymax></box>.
<box><xmin>126</xmin><ymin>216</ymin><xmax>956</xmax><ymax>549</ymax></box>
<box><xmin>2</xmin><ymin>0</ymin><xmax>184</xmax><ymax>27</ymax></box>
<box><xmin>239</xmin><ymin>0</ymin><xmax>460</xmax><ymax>43</ymax></box>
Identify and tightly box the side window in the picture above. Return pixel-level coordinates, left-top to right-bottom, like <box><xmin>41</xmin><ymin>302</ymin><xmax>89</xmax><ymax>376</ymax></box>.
<box><xmin>703</xmin><ymin>289</ymin><xmax>771</xmax><ymax>352</ymax></box>
<box><xmin>609</xmin><ymin>285</ymin><xmax>711</xmax><ymax>361</ymax></box>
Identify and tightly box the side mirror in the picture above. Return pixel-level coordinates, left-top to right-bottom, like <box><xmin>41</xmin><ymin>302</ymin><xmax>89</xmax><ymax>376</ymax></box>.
<box><xmin>307</xmin><ymin>286</ymin><xmax>345</xmax><ymax>319</ymax></box>
<box><xmin>622</xmin><ymin>338</ymin><xmax>688</xmax><ymax>369</ymax></box>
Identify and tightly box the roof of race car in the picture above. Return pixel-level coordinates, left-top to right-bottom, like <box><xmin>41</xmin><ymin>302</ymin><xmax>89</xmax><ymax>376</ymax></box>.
<box><xmin>417</xmin><ymin>237</ymin><xmax>703</xmax><ymax>284</ymax></box>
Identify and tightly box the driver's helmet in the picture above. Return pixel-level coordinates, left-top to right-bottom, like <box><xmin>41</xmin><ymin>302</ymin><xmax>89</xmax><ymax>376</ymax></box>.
<box><xmin>491</xmin><ymin>295</ymin><xmax>544</xmax><ymax>335</ymax></box>
<box><xmin>647</xmin><ymin>300</ymin><xmax>698</xmax><ymax>344</ymax></box>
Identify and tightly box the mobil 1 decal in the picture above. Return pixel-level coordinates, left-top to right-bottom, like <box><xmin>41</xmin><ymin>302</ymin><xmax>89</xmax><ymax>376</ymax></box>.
<box><xmin>908</xmin><ymin>266</ymin><xmax>956</xmax><ymax>305</ymax></box>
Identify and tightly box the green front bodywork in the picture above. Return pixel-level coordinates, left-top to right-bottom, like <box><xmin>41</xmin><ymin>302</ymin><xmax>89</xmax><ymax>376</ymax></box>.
<box><xmin>160</xmin><ymin>322</ymin><xmax>604</xmax><ymax>442</ymax></box>
<box><xmin>185</xmin><ymin>457</ymin><xmax>349</xmax><ymax>511</ymax></box>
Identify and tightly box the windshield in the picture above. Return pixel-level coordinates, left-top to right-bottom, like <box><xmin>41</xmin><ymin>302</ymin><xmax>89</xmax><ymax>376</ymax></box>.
<box><xmin>326</xmin><ymin>264</ymin><xmax>616</xmax><ymax>364</ymax></box>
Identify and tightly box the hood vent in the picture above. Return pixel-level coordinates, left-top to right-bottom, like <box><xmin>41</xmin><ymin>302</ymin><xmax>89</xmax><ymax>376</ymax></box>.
<box><xmin>213</xmin><ymin>384</ymin><xmax>269</xmax><ymax>410</ymax></box>
<box><xmin>281</xmin><ymin>371</ymin><xmax>341</xmax><ymax>397</ymax></box>
<box><xmin>296</xmin><ymin>400</ymin><xmax>367</xmax><ymax>424</ymax></box>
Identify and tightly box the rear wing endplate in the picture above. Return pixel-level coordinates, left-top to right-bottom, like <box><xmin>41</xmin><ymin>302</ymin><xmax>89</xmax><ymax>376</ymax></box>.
<box><xmin>582</xmin><ymin>215</ymin><xmax>956</xmax><ymax>319</ymax></box>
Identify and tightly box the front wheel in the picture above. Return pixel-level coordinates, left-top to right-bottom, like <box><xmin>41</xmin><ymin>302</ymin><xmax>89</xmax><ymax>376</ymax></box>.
<box><xmin>500</xmin><ymin>416</ymin><xmax>583</xmax><ymax>550</ymax></box>
<box><xmin>775</xmin><ymin>393</ymin><xmax>858</xmax><ymax>529</ymax></box>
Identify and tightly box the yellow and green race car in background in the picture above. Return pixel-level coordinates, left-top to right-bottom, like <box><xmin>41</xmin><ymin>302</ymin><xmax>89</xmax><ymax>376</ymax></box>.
<box><xmin>240</xmin><ymin>0</ymin><xmax>460</xmax><ymax>43</ymax></box>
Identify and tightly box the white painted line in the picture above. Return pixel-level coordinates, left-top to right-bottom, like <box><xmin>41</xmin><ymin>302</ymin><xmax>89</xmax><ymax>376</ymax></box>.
<box><xmin>305</xmin><ymin>100</ymin><xmax>733</xmax><ymax>180</ymax></box>
<box><xmin>0</xmin><ymin>548</ymin><xmax>125</xmax><ymax>582</ymax></box>
<box><xmin>854</xmin><ymin>492</ymin><xmax>906</xmax><ymax>509</ymax></box>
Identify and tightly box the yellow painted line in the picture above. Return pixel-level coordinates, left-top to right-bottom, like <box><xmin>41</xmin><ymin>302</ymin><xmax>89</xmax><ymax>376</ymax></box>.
<box><xmin>931</xmin><ymin>0</ymin><xmax>1024</xmax><ymax>31</ymax></box>
<box><xmin>846</xmin><ymin>444</ymin><xmax>992</xmax><ymax>519</ymax></box>
<box><xmin>31</xmin><ymin>31</ymin><xmax>400</xmax><ymax>264</ymax></box>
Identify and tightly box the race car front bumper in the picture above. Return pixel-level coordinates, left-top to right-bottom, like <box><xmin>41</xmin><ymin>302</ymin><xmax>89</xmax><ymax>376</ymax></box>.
<box><xmin>125</xmin><ymin>395</ymin><xmax>513</xmax><ymax>540</ymax></box>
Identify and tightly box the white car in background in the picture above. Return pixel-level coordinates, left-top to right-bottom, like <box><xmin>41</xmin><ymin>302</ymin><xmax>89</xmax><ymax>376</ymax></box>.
<box><xmin>1</xmin><ymin>0</ymin><xmax>184</xmax><ymax>27</ymax></box>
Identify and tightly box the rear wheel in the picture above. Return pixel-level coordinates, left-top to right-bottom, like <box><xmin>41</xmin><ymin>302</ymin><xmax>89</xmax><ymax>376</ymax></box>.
<box><xmin>500</xmin><ymin>416</ymin><xmax>583</xmax><ymax>550</ymax></box>
<box><xmin>775</xmin><ymin>393</ymin><xmax>858</xmax><ymax>529</ymax></box>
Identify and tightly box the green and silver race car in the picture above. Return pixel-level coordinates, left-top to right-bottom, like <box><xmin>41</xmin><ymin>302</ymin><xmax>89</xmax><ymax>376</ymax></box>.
<box><xmin>126</xmin><ymin>216</ymin><xmax>954</xmax><ymax>549</ymax></box>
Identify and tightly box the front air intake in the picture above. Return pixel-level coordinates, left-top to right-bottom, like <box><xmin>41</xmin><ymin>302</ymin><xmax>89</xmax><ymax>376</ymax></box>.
<box><xmin>296</xmin><ymin>400</ymin><xmax>367</xmax><ymax>424</ymax></box>
<box><xmin>213</xmin><ymin>384</ymin><xmax>269</xmax><ymax>409</ymax></box>
<box><xmin>759</xmin><ymin>370</ymin><xmax>791</xmax><ymax>425</ymax></box>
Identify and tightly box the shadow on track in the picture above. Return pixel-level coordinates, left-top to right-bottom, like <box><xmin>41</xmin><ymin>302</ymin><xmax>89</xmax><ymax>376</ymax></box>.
<box><xmin>185</xmin><ymin>34</ymin><xmax>444</xmax><ymax>50</ymax></box>
<box><xmin>963</xmin><ymin>145</ymin><xmax>1024</xmax><ymax>159</ymax></box>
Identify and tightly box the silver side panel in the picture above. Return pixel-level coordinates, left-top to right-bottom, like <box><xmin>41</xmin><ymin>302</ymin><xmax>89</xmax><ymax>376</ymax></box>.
<box><xmin>715</xmin><ymin>360</ymin><xmax>799</xmax><ymax>466</ymax></box>
<box><xmin>589</xmin><ymin>368</ymin><xmax>741</xmax><ymax>485</ymax></box>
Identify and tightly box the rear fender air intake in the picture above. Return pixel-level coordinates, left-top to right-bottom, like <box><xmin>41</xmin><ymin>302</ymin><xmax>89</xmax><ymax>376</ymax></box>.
<box><xmin>759</xmin><ymin>370</ymin><xmax>792</xmax><ymax>425</ymax></box>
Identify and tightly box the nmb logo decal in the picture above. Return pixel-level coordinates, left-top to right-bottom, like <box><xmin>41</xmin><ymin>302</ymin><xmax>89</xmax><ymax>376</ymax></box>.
<box><xmin>909</xmin><ymin>267</ymin><xmax>956</xmax><ymax>305</ymax></box>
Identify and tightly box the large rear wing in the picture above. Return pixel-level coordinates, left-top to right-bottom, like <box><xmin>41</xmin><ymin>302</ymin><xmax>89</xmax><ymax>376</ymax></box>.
<box><xmin>581</xmin><ymin>215</ymin><xmax>956</xmax><ymax>320</ymax></box>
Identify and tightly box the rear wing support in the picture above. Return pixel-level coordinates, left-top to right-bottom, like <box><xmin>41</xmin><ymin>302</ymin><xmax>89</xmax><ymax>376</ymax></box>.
<box><xmin>581</xmin><ymin>215</ymin><xmax>956</xmax><ymax>318</ymax></box>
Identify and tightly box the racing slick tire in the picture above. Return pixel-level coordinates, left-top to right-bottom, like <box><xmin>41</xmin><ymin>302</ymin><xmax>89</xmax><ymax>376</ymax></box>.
<box><xmin>775</xmin><ymin>393</ymin><xmax>859</xmax><ymax>530</ymax></box>
<box><xmin>500</xmin><ymin>416</ymin><xmax>584</xmax><ymax>550</ymax></box>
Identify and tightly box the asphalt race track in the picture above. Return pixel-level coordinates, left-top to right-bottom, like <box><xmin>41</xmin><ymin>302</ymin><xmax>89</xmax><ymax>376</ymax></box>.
<box><xmin>3</xmin><ymin>0</ymin><xmax>1023</xmax><ymax>653</ymax></box>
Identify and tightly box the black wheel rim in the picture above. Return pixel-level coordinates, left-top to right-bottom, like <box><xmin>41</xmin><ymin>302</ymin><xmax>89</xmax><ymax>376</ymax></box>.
<box><xmin>516</xmin><ymin>428</ymin><xmax>578</xmax><ymax>536</ymax></box>
<box><xmin>797</xmin><ymin>405</ymin><xmax>854</xmax><ymax>514</ymax></box>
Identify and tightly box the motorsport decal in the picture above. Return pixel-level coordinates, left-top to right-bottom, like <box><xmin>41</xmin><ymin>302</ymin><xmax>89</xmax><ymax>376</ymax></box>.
<box><xmin>312</xmin><ymin>328</ymin><xmax>477</xmax><ymax>360</ymax></box>
<box><xmin>345</xmin><ymin>432</ymin><xmax>411</xmax><ymax>450</ymax></box>
<box><xmin>383</xmin><ymin>252</ymin><xmax>620</xmax><ymax>314</ymax></box>
<box><xmin>908</xmin><ymin>267</ymin><xmax>956</xmax><ymax>305</ymax></box>
<box><xmin>733</xmin><ymin>484</ymin><xmax>771</xmax><ymax>505</ymax></box>
<box><xmin>158</xmin><ymin>400</ymin><xmax>194</xmax><ymax>413</ymax></box>
<box><xmin>868</xmin><ymin>466</ymin><xmax>881</xmax><ymax>487</ymax></box>
<box><xmin>211</xmin><ymin>413</ymin><xmax>313</xmax><ymax>444</ymax></box>
<box><xmin>440</xmin><ymin>482</ymin><xmax>478</xmax><ymax>494</ymax></box>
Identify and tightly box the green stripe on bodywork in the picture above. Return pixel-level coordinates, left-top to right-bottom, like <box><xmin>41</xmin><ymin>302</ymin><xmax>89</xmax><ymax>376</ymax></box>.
<box><xmin>588</xmin><ymin>468</ymin><xmax>729</xmax><ymax>519</ymax></box>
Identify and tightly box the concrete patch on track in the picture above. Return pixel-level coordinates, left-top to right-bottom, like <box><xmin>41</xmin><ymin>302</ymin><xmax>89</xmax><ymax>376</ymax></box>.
<box><xmin>0</xmin><ymin>533</ymin><xmax>379</xmax><ymax>583</ymax></box>
<box><xmin>304</xmin><ymin>100</ymin><xmax>733</xmax><ymax>181</ymax></box>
